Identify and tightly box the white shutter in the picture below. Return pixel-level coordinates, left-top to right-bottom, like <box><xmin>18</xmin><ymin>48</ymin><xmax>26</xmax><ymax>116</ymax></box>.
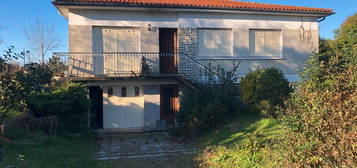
<box><xmin>103</xmin><ymin>28</ymin><xmax>118</xmax><ymax>74</ymax></box>
<box><xmin>264</xmin><ymin>31</ymin><xmax>281</xmax><ymax>56</ymax></box>
<box><xmin>255</xmin><ymin>31</ymin><xmax>265</xmax><ymax>56</ymax></box>
<box><xmin>250</xmin><ymin>30</ymin><xmax>282</xmax><ymax>57</ymax></box>
<box><xmin>103</xmin><ymin>28</ymin><xmax>118</xmax><ymax>52</ymax></box>
<box><xmin>102</xmin><ymin>28</ymin><xmax>140</xmax><ymax>74</ymax></box>
<box><xmin>204</xmin><ymin>31</ymin><xmax>215</xmax><ymax>49</ymax></box>
<box><xmin>117</xmin><ymin>28</ymin><xmax>140</xmax><ymax>74</ymax></box>
<box><xmin>198</xmin><ymin>29</ymin><xmax>233</xmax><ymax>57</ymax></box>
<box><xmin>117</xmin><ymin>29</ymin><xmax>140</xmax><ymax>52</ymax></box>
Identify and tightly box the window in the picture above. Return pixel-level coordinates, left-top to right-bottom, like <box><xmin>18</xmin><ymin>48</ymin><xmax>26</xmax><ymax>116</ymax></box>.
<box><xmin>249</xmin><ymin>30</ymin><xmax>282</xmax><ymax>57</ymax></box>
<box><xmin>121</xmin><ymin>87</ymin><xmax>127</xmax><ymax>97</ymax></box>
<box><xmin>198</xmin><ymin>29</ymin><xmax>233</xmax><ymax>57</ymax></box>
<box><xmin>103</xmin><ymin>28</ymin><xmax>140</xmax><ymax>52</ymax></box>
<box><xmin>135</xmin><ymin>87</ymin><xmax>140</xmax><ymax>97</ymax></box>
<box><xmin>107</xmin><ymin>87</ymin><xmax>113</xmax><ymax>97</ymax></box>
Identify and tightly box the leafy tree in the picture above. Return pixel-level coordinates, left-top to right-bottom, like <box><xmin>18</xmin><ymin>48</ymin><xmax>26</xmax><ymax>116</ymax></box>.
<box><xmin>0</xmin><ymin>47</ymin><xmax>26</xmax><ymax>125</ymax></box>
<box><xmin>16</xmin><ymin>63</ymin><xmax>53</xmax><ymax>94</ymax></box>
<box><xmin>0</xmin><ymin>47</ymin><xmax>53</xmax><ymax>126</ymax></box>
<box><xmin>48</xmin><ymin>56</ymin><xmax>66</xmax><ymax>75</ymax></box>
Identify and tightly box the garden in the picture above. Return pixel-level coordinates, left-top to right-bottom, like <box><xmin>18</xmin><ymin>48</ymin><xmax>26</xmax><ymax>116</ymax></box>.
<box><xmin>0</xmin><ymin>13</ymin><xmax>355</xmax><ymax>168</ymax></box>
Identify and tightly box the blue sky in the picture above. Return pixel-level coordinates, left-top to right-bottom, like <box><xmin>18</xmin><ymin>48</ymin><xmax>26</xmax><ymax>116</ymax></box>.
<box><xmin>0</xmin><ymin>0</ymin><xmax>356</xmax><ymax>61</ymax></box>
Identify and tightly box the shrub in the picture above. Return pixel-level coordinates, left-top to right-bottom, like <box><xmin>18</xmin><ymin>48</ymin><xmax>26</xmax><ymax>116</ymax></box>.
<box><xmin>280</xmin><ymin>13</ymin><xmax>357</xmax><ymax>167</ymax></box>
<box><xmin>176</xmin><ymin>63</ymin><xmax>243</xmax><ymax>138</ymax></box>
<box><xmin>4</xmin><ymin>115</ymin><xmax>57</xmax><ymax>140</ymax></box>
<box><xmin>27</xmin><ymin>82</ymin><xmax>90</xmax><ymax>134</ymax></box>
<box><xmin>239</xmin><ymin>67</ymin><xmax>292</xmax><ymax>118</ymax></box>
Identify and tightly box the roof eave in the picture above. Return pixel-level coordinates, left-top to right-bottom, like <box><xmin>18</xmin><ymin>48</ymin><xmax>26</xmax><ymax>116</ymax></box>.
<box><xmin>52</xmin><ymin>1</ymin><xmax>334</xmax><ymax>18</ymax></box>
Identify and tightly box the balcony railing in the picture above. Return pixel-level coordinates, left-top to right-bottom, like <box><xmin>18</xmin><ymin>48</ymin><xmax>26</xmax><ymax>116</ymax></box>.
<box><xmin>53</xmin><ymin>52</ymin><xmax>180</xmax><ymax>78</ymax></box>
<box><xmin>53</xmin><ymin>52</ymin><xmax>212</xmax><ymax>81</ymax></box>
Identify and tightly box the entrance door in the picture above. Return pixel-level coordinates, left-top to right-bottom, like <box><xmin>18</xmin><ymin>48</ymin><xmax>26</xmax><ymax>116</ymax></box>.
<box><xmin>160</xmin><ymin>85</ymin><xmax>179</xmax><ymax>123</ymax></box>
<box><xmin>159</xmin><ymin>28</ymin><xmax>178</xmax><ymax>74</ymax></box>
<box><xmin>89</xmin><ymin>86</ymin><xmax>103</xmax><ymax>129</ymax></box>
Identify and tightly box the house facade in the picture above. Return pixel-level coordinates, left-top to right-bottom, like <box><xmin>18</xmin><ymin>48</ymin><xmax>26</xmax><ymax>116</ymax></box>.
<box><xmin>52</xmin><ymin>0</ymin><xmax>333</xmax><ymax>131</ymax></box>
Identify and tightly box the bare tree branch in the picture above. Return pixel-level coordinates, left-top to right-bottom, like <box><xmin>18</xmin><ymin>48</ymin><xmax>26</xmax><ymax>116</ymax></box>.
<box><xmin>23</xmin><ymin>19</ymin><xmax>63</xmax><ymax>64</ymax></box>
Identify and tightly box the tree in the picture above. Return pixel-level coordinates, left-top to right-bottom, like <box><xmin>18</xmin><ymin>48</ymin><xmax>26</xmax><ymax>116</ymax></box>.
<box><xmin>0</xmin><ymin>47</ymin><xmax>26</xmax><ymax>125</ymax></box>
<box><xmin>48</xmin><ymin>56</ymin><xmax>66</xmax><ymax>75</ymax></box>
<box><xmin>23</xmin><ymin>19</ymin><xmax>62</xmax><ymax>64</ymax></box>
<box><xmin>0</xmin><ymin>47</ymin><xmax>53</xmax><ymax>127</ymax></box>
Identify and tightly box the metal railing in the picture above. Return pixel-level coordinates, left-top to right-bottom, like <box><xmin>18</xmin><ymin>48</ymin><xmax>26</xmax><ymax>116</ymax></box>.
<box><xmin>53</xmin><ymin>52</ymin><xmax>181</xmax><ymax>78</ymax></box>
<box><xmin>52</xmin><ymin>52</ymin><xmax>219</xmax><ymax>86</ymax></box>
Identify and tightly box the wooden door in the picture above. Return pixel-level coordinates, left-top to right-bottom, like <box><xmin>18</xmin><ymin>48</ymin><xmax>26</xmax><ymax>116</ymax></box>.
<box><xmin>160</xmin><ymin>85</ymin><xmax>179</xmax><ymax>123</ymax></box>
<box><xmin>159</xmin><ymin>28</ymin><xmax>178</xmax><ymax>74</ymax></box>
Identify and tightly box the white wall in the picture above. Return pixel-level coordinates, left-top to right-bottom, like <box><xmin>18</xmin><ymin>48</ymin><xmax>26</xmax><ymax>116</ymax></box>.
<box><xmin>103</xmin><ymin>86</ymin><xmax>144</xmax><ymax>129</ymax></box>
<box><xmin>69</xmin><ymin>9</ymin><xmax>318</xmax><ymax>30</ymax></box>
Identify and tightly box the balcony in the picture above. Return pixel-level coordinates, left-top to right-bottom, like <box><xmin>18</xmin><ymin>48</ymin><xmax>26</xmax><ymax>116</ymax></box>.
<box><xmin>53</xmin><ymin>52</ymin><xmax>208</xmax><ymax>82</ymax></box>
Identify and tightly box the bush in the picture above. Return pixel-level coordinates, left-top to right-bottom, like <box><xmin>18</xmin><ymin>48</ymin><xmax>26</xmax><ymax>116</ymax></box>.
<box><xmin>3</xmin><ymin>115</ymin><xmax>58</xmax><ymax>140</ymax></box>
<box><xmin>176</xmin><ymin>64</ymin><xmax>243</xmax><ymax>138</ymax></box>
<box><xmin>280</xmin><ymin>13</ymin><xmax>357</xmax><ymax>167</ymax></box>
<box><xmin>27</xmin><ymin>82</ymin><xmax>90</xmax><ymax>134</ymax></box>
<box><xmin>239</xmin><ymin>67</ymin><xmax>292</xmax><ymax>118</ymax></box>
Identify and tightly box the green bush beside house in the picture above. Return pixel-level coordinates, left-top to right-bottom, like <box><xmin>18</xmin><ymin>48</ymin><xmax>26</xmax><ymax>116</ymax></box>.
<box><xmin>239</xmin><ymin>67</ymin><xmax>292</xmax><ymax>118</ymax></box>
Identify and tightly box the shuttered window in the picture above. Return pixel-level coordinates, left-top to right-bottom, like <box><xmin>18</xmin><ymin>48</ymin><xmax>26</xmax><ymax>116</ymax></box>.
<box><xmin>249</xmin><ymin>30</ymin><xmax>282</xmax><ymax>57</ymax></box>
<box><xmin>103</xmin><ymin>28</ymin><xmax>140</xmax><ymax>52</ymax></box>
<box><xmin>198</xmin><ymin>29</ymin><xmax>233</xmax><ymax>57</ymax></box>
<box><xmin>102</xmin><ymin>28</ymin><xmax>141</xmax><ymax>74</ymax></box>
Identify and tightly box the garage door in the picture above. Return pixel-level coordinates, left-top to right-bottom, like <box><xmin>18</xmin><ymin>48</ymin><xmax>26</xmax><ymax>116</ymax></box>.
<box><xmin>103</xmin><ymin>86</ymin><xmax>144</xmax><ymax>129</ymax></box>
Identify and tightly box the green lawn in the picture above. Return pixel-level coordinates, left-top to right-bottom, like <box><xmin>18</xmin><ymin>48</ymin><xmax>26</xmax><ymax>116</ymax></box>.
<box><xmin>0</xmin><ymin>136</ymin><xmax>113</xmax><ymax>168</ymax></box>
<box><xmin>0</xmin><ymin>135</ymin><xmax>194</xmax><ymax>168</ymax></box>
<box><xmin>194</xmin><ymin>115</ymin><xmax>286</xmax><ymax>168</ymax></box>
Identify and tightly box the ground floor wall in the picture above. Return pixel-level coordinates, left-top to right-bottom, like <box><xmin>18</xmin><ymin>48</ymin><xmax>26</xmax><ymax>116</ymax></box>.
<box><xmin>89</xmin><ymin>79</ymin><xmax>178</xmax><ymax>130</ymax></box>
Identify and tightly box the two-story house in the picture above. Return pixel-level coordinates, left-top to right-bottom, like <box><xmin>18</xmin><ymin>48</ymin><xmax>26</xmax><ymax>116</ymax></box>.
<box><xmin>52</xmin><ymin>0</ymin><xmax>333</xmax><ymax>131</ymax></box>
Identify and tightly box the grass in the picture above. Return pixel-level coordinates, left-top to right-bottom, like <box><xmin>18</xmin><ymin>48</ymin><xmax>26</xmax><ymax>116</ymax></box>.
<box><xmin>0</xmin><ymin>115</ymin><xmax>285</xmax><ymax>168</ymax></box>
<box><xmin>194</xmin><ymin>114</ymin><xmax>287</xmax><ymax>168</ymax></box>
<box><xmin>0</xmin><ymin>136</ymin><xmax>113</xmax><ymax>168</ymax></box>
<box><xmin>0</xmin><ymin>135</ymin><xmax>195</xmax><ymax>168</ymax></box>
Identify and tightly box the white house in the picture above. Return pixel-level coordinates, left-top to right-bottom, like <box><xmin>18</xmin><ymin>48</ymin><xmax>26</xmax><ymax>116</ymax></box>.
<box><xmin>52</xmin><ymin>0</ymin><xmax>333</xmax><ymax>131</ymax></box>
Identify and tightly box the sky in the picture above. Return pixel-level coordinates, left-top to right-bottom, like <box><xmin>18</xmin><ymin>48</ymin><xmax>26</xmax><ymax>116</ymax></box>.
<box><xmin>0</xmin><ymin>0</ymin><xmax>356</xmax><ymax>62</ymax></box>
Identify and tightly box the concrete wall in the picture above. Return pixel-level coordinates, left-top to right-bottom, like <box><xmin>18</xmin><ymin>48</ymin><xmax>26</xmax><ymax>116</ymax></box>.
<box><xmin>89</xmin><ymin>79</ymin><xmax>178</xmax><ymax>129</ymax></box>
<box><xmin>68</xmin><ymin>25</ymin><xmax>94</xmax><ymax>77</ymax></box>
<box><xmin>68</xmin><ymin>9</ymin><xmax>320</xmax><ymax>81</ymax></box>
<box><xmin>178</xmin><ymin>28</ymin><xmax>318</xmax><ymax>81</ymax></box>
<box><xmin>68</xmin><ymin>9</ymin><xmax>318</xmax><ymax>30</ymax></box>
<box><xmin>143</xmin><ymin>85</ymin><xmax>161</xmax><ymax>128</ymax></box>
<box><xmin>102</xmin><ymin>86</ymin><xmax>144</xmax><ymax>129</ymax></box>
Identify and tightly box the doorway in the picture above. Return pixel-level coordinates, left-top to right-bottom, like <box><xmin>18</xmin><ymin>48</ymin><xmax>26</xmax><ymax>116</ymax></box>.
<box><xmin>159</xmin><ymin>28</ymin><xmax>178</xmax><ymax>74</ymax></box>
<box><xmin>89</xmin><ymin>86</ymin><xmax>103</xmax><ymax>129</ymax></box>
<box><xmin>160</xmin><ymin>84</ymin><xmax>179</xmax><ymax>124</ymax></box>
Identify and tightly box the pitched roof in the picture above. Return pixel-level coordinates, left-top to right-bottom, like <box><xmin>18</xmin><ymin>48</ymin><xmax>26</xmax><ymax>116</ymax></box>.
<box><xmin>53</xmin><ymin>0</ymin><xmax>334</xmax><ymax>15</ymax></box>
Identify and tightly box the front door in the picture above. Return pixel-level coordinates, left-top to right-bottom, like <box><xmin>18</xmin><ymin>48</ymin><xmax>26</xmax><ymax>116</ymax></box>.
<box><xmin>160</xmin><ymin>85</ymin><xmax>179</xmax><ymax>124</ymax></box>
<box><xmin>89</xmin><ymin>86</ymin><xmax>103</xmax><ymax>129</ymax></box>
<box><xmin>159</xmin><ymin>28</ymin><xmax>178</xmax><ymax>74</ymax></box>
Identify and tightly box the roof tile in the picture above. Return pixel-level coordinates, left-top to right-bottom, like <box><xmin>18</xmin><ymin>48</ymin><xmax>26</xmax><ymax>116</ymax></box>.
<box><xmin>54</xmin><ymin>0</ymin><xmax>334</xmax><ymax>14</ymax></box>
